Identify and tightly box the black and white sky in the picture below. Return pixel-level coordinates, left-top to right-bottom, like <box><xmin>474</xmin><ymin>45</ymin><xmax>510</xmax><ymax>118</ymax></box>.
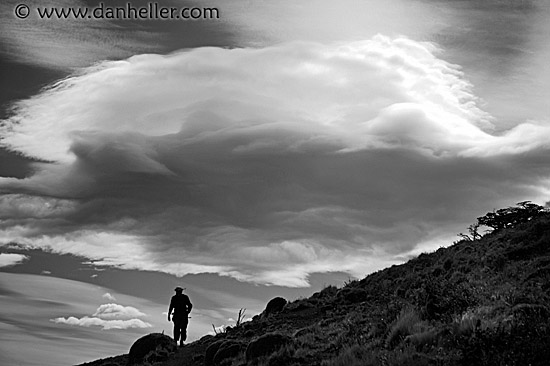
<box><xmin>1</xmin><ymin>0</ymin><xmax>550</xmax><ymax>365</ymax></box>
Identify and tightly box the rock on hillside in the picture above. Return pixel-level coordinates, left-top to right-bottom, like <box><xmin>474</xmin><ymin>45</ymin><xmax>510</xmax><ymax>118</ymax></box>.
<box><xmin>128</xmin><ymin>333</ymin><xmax>176</xmax><ymax>365</ymax></box>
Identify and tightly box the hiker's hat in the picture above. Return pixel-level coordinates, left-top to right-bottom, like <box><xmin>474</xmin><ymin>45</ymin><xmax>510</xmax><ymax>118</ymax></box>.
<box><xmin>174</xmin><ymin>286</ymin><xmax>185</xmax><ymax>292</ymax></box>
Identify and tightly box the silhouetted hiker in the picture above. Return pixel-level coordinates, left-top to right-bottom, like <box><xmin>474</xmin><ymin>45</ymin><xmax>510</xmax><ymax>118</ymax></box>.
<box><xmin>168</xmin><ymin>286</ymin><xmax>192</xmax><ymax>346</ymax></box>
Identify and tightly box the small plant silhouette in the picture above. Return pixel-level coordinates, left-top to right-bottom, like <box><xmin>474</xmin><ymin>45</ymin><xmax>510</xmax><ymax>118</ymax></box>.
<box><xmin>236</xmin><ymin>308</ymin><xmax>246</xmax><ymax>327</ymax></box>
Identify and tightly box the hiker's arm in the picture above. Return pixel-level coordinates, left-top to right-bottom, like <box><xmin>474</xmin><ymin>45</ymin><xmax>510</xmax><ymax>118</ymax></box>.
<box><xmin>187</xmin><ymin>299</ymin><xmax>193</xmax><ymax>314</ymax></box>
<box><xmin>168</xmin><ymin>301</ymin><xmax>173</xmax><ymax>321</ymax></box>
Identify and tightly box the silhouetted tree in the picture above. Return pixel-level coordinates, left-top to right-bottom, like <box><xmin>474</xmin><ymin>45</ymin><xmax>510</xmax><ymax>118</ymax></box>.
<box><xmin>476</xmin><ymin>201</ymin><xmax>548</xmax><ymax>232</ymax></box>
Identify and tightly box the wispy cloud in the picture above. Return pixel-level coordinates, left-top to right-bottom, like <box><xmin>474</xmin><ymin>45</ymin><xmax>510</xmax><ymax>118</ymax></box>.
<box><xmin>0</xmin><ymin>0</ymin><xmax>159</xmax><ymax>69</ymax></box>
<box><xmin>1</xmin><ymin>36</ymin><xmax>549</xmax><ymax>287</ymax></box>
<box><xmin>51</xmin><ymin>315</ymin><xmax>151</xmax><ymax>330</ymax></box>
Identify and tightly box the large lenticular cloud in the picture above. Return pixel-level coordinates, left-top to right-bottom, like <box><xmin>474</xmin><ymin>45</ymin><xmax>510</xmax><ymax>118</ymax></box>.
<box><xmin>1</xmin><ymin>36</ymin><xmax>549</xmax><ymax>286</ymax></box>
<box><xmin>1</xmin><ymin>36</ymin><xmax>492</xmax><ymax>162</ymax></box>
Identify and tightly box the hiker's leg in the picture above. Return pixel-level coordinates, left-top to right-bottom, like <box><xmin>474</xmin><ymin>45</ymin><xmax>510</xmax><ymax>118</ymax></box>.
<box><xmin>173</xmin><ymin>320</ymin><xmax>180</xmax><ymax>342</ymax></box>
<box><xmin>178</xmin><ymin>322</ymin><xmax>185</xmax><ymax>346</ymax></box>
<box><xmin>181</xmin><ymin>317</ymin><xmax>188</xmax><ymax>341</ymax></box>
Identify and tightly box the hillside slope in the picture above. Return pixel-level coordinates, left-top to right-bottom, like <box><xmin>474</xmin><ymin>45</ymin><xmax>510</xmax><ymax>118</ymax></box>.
<box><xmin>79</xmin><ymin>213</ymin><xmax>550</xmax><ymax>366</ymax></box>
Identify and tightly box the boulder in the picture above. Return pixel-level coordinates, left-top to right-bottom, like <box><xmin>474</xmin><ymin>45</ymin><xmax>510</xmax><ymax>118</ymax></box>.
<box><xmin>264</xmin><ymin>297</ymin><xmax>287</xmax><ymax>316</ymax></box>
<box><xmin>199</xmin><ymin>334</ymin><xmax>215</xmax><ymax>343</ymax></box>
<box><xmin>204</xmin><ymin>340</ymin><xmax>225</xmax><ymax>366</ymax></box>
<box><xmin>245</xmin><ymin>333</ymin><xmax>292</xmax><ymax>361</ymax></box>
<box><xmin>212</xmin><ymin>341</ymin><xmax>244</xmax><ymax>365</ymax></box>
<box><xmin>127</xmin><ymin>333</ymin><xmax>176</xmax><ymax>365</ymax></box>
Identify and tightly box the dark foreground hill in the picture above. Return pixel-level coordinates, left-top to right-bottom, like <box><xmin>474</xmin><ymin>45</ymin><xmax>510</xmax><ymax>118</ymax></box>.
<box><xmin>78</xmin><ymin>211</ymin><xmax>550</xmax><ymax>366</ymax></box>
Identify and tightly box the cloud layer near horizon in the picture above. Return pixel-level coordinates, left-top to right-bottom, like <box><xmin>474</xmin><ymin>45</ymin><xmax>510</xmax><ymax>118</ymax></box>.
<box><xmin>0</xmin><ymin>272</ymin><xmax>165</xmax><ymax>366</ymax></box>
<box><xmin>51</xmin><ymin>303</ymin><xmax>151</xmax><ymax>330</ymax></box>
<box><xmin>1</xmin><ymin>36</ymin><xmax>550</xmax><ymax>286</ymax></box>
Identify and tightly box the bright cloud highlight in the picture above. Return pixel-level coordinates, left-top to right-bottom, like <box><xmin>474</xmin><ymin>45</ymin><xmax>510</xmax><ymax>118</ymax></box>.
<box><xmin>0</xmin><ymin>253</ymin><xmax>28</xmax><ymax>268</ymax></box>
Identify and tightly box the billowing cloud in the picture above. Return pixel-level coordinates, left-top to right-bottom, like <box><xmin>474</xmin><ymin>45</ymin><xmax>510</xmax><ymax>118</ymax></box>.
<box><xmin>51</xmin><ymin>303</ymin><xmax>151</xmax><ymax>330</ymax></box>
<box><xmin>0</xmin><ymin>35</ymin><xmax>492</xmax><ymax>163</ymax></box>
<box><xmin>1</xmin><ymin>36</ymin><xmax>549</xmax><ymax>287</ymax></box>
<box><xmin>93</xmin><ymin>303</ymin><xmax>146</xmax><ymax>320</ymax></box>
<box><xmin>102</xmin><ymin>292</ymin><xmax>117</xmax><ymax>301</ymax></box>
<box><xmin>0</xmin><ymin>253</ymin><xmax>28</xmax><ymax>268</ymax></box>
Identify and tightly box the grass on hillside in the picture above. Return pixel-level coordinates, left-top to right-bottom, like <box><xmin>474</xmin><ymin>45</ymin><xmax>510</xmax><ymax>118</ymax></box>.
<box><xmin>80</xmin><ymin>205</ymin><xmax>550</xmax><ymax>366</ymax></box>
<box><xmin>198</xmin><ymin>209</ymin><xmax>550</xmax><ymax>366</ymax></box>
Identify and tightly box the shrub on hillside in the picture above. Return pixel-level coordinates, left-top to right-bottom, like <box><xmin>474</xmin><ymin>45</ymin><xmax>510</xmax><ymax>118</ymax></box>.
<box><xmin>457</xmin><ymin>315</ymin><xmax>550</xmax><ymax>366</ymax></box>
<box><xmin>385</xmin><ymin>308</ymin><xmax>423</xmax><ymax>349</ymax></box>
